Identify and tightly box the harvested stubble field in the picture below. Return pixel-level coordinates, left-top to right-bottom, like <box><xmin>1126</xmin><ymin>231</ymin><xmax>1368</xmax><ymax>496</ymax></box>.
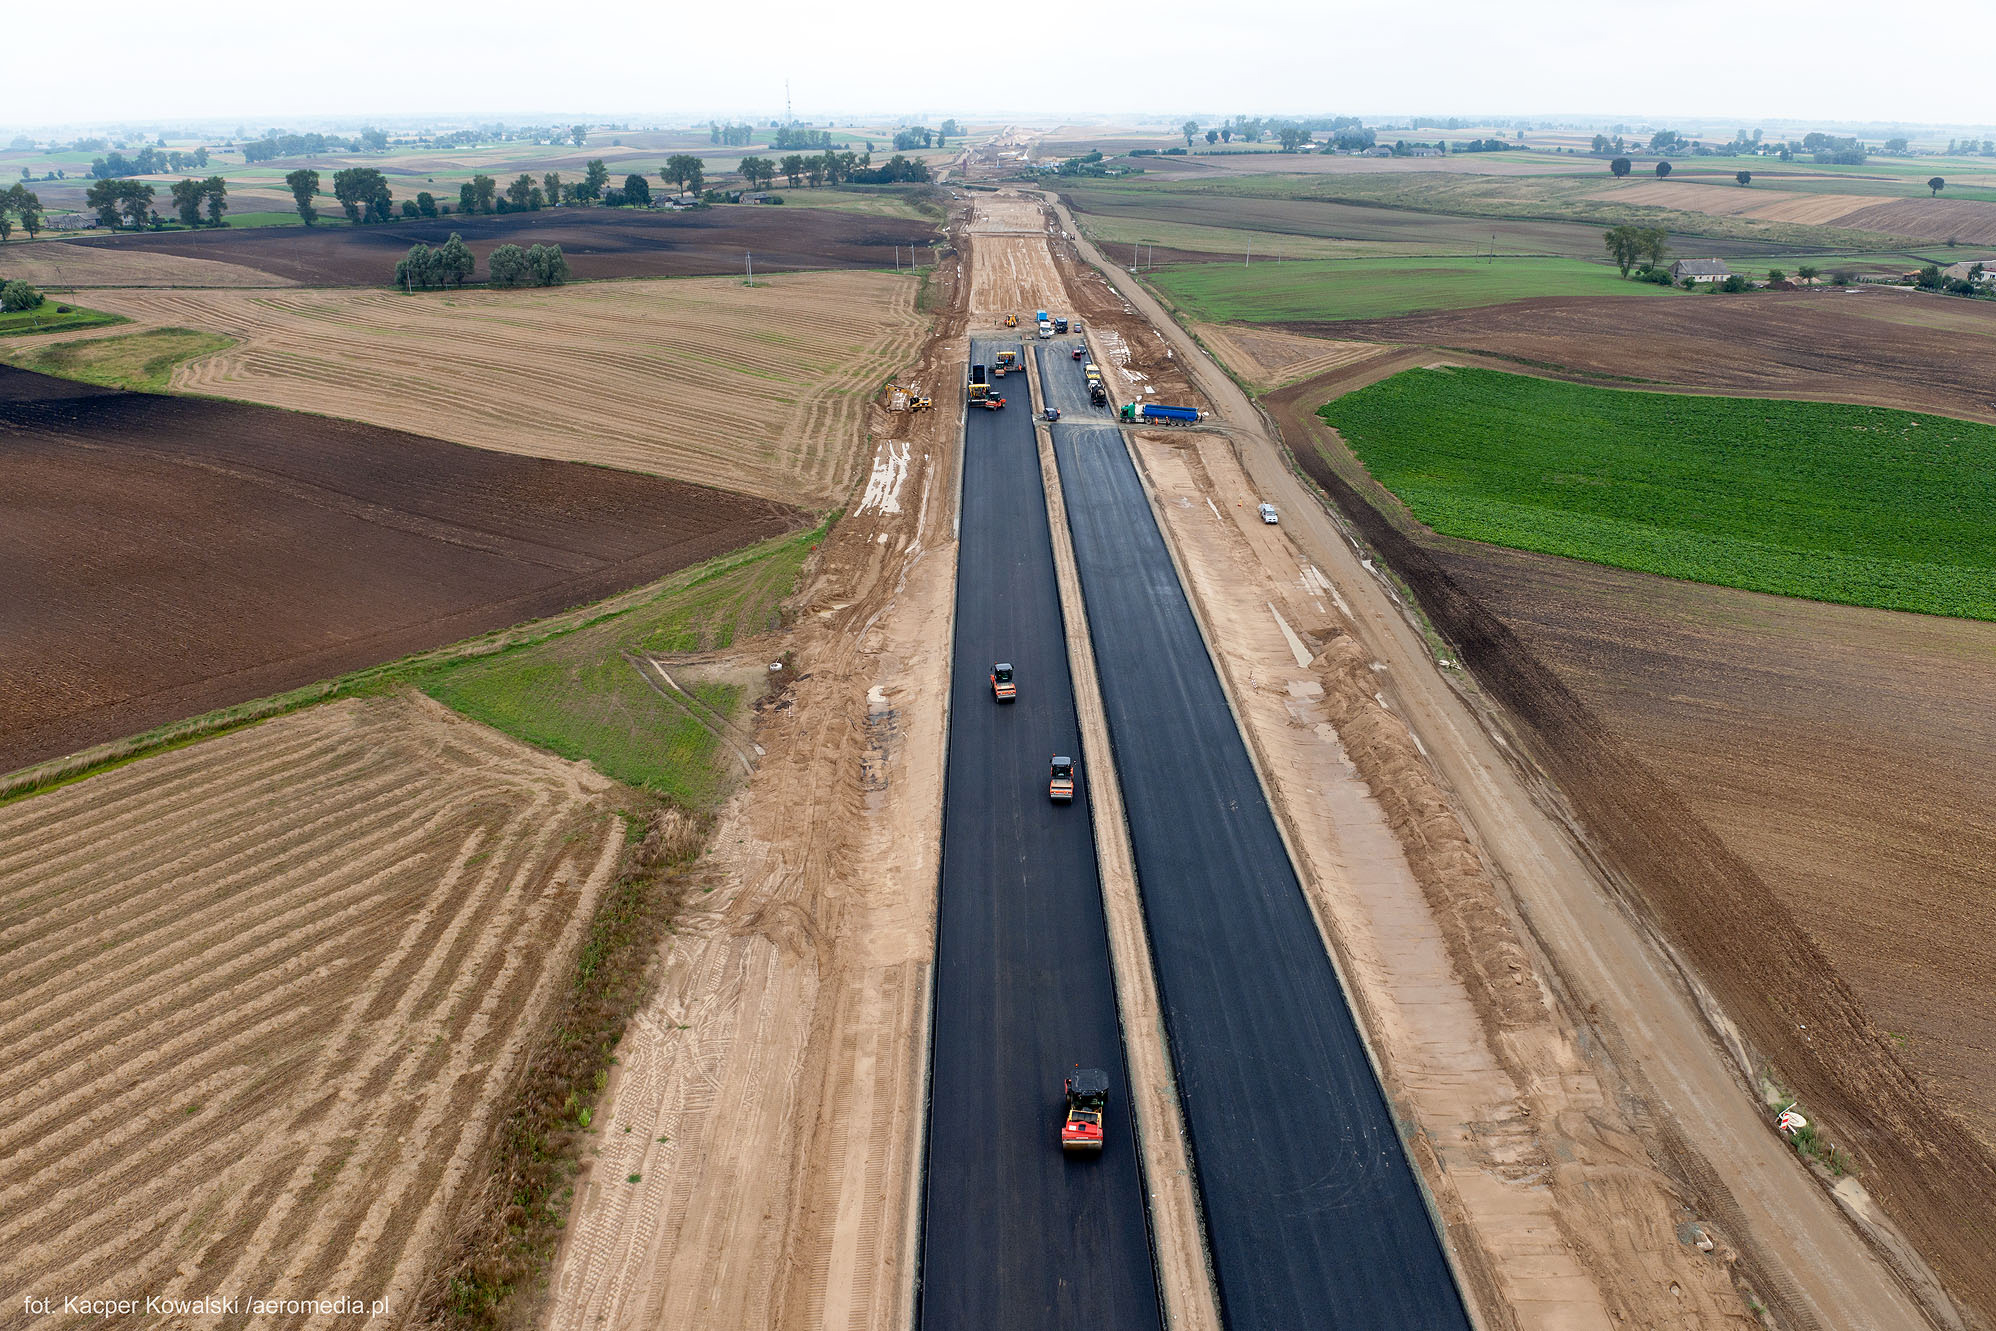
<box><xmin>1298</xmin><ymin>289</ymin><xmax>1996</xmax><ymax>426</ymax></box>
<box><xmin>0</xmin><ymin>693</ymin><xmax>626</xmax><ymax>1328</ymax></box>
<box><xmin>0</xmin><ymin>365</ymin><xmax>798</xmax><ymax>773</ymax></box>
<box><xmin>81</xmin><ymin>270</ymin><xmax>924</xmax><ymax>504</ymax></box>
<box><xmin>1271</xmin><ymin>365</ymin><xmax>1996</xmax><ymax>1323</ymax></box>
<box><xmin>31</xmin><ymin>206</ymin><xmax>937</xmax><ymax>287</ymax></box>
<box><xmin>1190</xmin><ymin>321</ymin><xmax>1387</xmax><ymax>390</ymax></box>
<box><xmin>0</xmin><ymin>241</ymin><xmax>302</xmax><ymax>290</ymax></box>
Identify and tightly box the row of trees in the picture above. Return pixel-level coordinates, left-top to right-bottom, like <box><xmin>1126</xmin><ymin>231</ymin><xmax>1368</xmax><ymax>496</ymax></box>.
<box><xmin>1603</xmin><ymin>225</ymin><xmax>1669</xmax><ymax>277</ymax></box>
<box><xmin>243</xmin><ymin>129</ymin><xmax>385</xmax><ymax>163</ymax></box>
<box><xmin>393</xmin><ymin>235</ymin><xmax>569</xmax><ymax>290</ymax></box>
<box><xmin>85</xmin><ymin>178</ymin><xmax>161</xmax><ymax>229</ymax></box>
<box><xmin>735</xmin><ymin>152</ymin><xmax>929</xmax><ymax>190</ymax></box>
<box><xmin>89</xmin><ymin>146</ymin><xmax>210</xmax><ymax>178</ymax></box>
<box><xmin>0</xmin><ymin>185</ymin><xmax>46</xmax><ymax>240</ymax></box>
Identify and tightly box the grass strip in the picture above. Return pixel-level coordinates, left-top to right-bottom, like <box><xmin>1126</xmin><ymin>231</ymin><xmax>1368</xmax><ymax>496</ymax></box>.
<box><xmin>5</xmin><ymin>326</ymin><xmax>234</xmax><ymax>390</ymax></box>
<box><xmin>0</xmin><ymin>303</ymin><xmax>127</xmax><ymax>338</ymax></box>
<box><xmin>1146</xmin><ymin>255</ymin><xmax>1667</xmax><ymax>323</ymax></box>
<box><xmin>1321</xmin><ymin>367</ymin><xmax>1996</xmax><ymax>619</ymax></box>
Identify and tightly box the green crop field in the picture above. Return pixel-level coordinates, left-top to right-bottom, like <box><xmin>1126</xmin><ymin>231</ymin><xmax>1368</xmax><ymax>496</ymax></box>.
<box><xmin>1321</xmin><ymin>368</ymin><xmax>1996</xmax><ymax>619</ymax></box>
<box><xmin>1148</xmin><ymin>255</ymin><xmax>1669</xmax><ymax>323</ymax></box>
<box><xmin>0</xmin><ymin>301</ymin><xmax>125</xmax><ymax>337</ymax></box>
<box><xmin>422</xmin><ymin>523</ymin><xmax>820</xmax><ymax>807</ymax></box>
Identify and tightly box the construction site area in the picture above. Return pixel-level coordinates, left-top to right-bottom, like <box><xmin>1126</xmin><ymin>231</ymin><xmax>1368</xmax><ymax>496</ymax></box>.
<box><xmin>3</xmin><ymin>121</ymin><xmax>1992</xmax><ymax>1331</ymax></box>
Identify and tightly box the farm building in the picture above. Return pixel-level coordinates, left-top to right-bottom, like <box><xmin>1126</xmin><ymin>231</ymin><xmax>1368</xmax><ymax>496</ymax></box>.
<box><xmin>1941</xmin><ymin>258</ymin><xmax>1995</xmax><ymax>283</ymax></box>
<box><xmin>1670</xmin><ymin>259</ymin><xmax>1733</xmax><ymax>283</ymax></box>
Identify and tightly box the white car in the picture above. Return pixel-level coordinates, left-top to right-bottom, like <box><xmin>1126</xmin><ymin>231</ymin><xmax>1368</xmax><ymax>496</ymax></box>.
<box><xmin>1257</xmin><ymin>503</ymin><xmax>1279</xmax><ymax>525</ymax></box>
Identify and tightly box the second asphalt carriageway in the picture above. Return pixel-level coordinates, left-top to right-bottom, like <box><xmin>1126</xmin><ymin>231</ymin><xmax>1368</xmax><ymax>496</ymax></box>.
<box><xmin>1036</xmin><ymin>337</ymin><xmax>1474</xmax><ymax>1328</ymax></box>
<box><xmin>919</xmin><ymin>337</ymin><xmax>1160</xmax><ymax>1331</ymax></box>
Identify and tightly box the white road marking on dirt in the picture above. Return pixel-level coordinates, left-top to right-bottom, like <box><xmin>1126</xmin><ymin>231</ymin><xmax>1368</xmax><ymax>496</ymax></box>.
<box><xmin>1267</xmin><ymin>603</ymin><xmax>1314</xmax><ymax>669</ymax></box>
<box><xmin>856</xmin><ymin>440</ymin><xmax>911</xmax><ymax>516</ymax></box>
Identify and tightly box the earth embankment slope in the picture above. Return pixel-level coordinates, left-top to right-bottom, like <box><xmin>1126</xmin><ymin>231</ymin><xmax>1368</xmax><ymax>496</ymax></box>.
<box><xmin>0</xmin><ymin>694</ymin><xmax>625</xmax><ymax>1327</ymax></box>
<box><xmin>0</xmin><ymin>364</ymin><xmax>798</xmax><ymax>772</ymax></box>
<box><xmin>1270</xmin><ymin>372</ymin><xmax>1996</xmax><ymax>1325</ymax></box>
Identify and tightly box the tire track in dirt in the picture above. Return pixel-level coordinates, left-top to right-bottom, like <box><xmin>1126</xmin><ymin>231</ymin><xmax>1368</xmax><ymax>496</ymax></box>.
<box><xmin>0</xmin><ymin>695</ymin><xmax>625</xmax><ymax>1329</ymax></box>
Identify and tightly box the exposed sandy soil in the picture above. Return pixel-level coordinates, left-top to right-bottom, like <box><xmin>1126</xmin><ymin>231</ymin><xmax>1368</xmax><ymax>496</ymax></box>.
<box><xmin>76</xmin><ymin>271</ymin><xmax>928</xmax><ymax>505</ymax></box>
<box><xmin>1270</xmin><ymin>365</ymin><xmax>1996</xmax><ymax>1327</ymax></box>
<box><xmin>0</xmin><ymin>693</ymin><xmax>625</xmax><ymax>1329</ymax></box>
<box><xmin>540</xmin><ymin>220</ymin><xmax>969</xmax><ymax>1331</ymax></box>
<box><xmin>1434</xmin><ymin>543</ymin><xmax>1996</xmax><ymax>1152</ymax></box>
<box><xmin>0</xmin><ymin>365</ymin><xmax>798</xmax><ymax>772</ymax></box>
<box><xmin>1128</xmin><ymin>429</ymin><xmax>1755</xmax><ymax>1328</ymax></box>
<box><xmin>29</xmin><ymin>207</ymin><xmax>937</xmax><ymax>287</ymax></box>
<box><xmin>1586</xmin><ymin>179</ymin><xmax>1887</xmax><ymax>224</ymax></box>
<box><xmin>1839</xmin><ymin>196</ymin><xmax>1996</xmax><ymax>244</ymax></box>
<box><xmin>1295</xmin><ymin>289</ymin><xmax>1996</xmax><ymax>425</ymax></box>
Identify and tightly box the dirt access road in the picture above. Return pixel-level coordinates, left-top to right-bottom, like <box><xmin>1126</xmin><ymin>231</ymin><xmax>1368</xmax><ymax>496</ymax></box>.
<box><xmin>1047</xmin><ymin>193</ymin><xmax>1942</xmax><ymax>1330</ymax></box>
<box><xmin>538</xmin><ymin>233</ymin><xmax>969</xmax><ymax>1331</ymax></box>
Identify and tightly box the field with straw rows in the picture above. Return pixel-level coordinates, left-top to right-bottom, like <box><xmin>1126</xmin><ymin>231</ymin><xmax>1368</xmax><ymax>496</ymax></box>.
<box><xmin>0</xmin><ymin>694</ymin><xmax>627</xmax><ymax>1327</ymax></box>
<box><xmin>82</xmin><ymin>270</ymin><xmax>927</xmax><ymax>506</ymax></box>
<box><xmin>1191</xmin><ymin>321</ymin><xmax>1388</xmax><ymax>390</ymax></box>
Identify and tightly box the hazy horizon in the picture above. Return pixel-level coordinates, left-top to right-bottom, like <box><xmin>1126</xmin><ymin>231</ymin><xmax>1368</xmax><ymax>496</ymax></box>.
<box><xmin>12</xmin><ymin>0</ymin><xmax>1994</xmax><ymax>131</ymax></box>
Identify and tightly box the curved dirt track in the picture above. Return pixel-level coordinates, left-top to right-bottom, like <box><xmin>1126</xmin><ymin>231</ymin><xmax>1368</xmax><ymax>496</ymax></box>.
<box><xmin>0</xmin><ymin>694</ymin><xmax>624</xmax><ymax>1328</ymax></box>
<box><xmin>82</xmin><ymin>270</ymin><xmax>928</xmax><ymax>505</ymax></box>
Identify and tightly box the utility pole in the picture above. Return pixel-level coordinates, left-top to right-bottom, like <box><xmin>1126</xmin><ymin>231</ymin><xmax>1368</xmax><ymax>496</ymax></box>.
<box><xmin>746</xmin><ymin>251</ymin><xmax>754</xmax><ymax>287</ymax></box>
<box><xmin>1245</xmin><ymin>235</ymin><xmax>1251</xmax><ymax>266</ymax></box>
<box><xmin>785</xmin><ymin>80</ymin><xmax>792</xmax><ymax>126</ymax></box>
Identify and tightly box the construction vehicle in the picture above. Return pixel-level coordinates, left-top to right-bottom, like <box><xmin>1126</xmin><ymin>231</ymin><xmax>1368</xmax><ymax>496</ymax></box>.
<box><xmin>1005</xmin><ymin>313</ymin><xmax>1018</xmax><ymax>328</ymax></box>
<box><xmin>968</xmin><ymin>364</ymin><xmax>991</xmax><ymax>399</ymax></box>
<box><xmin>990</xmin><ymin>663</ymin><xmax>1016</xmax><ymax>702</ymax></box>
<box><xmin>1048</xmin><ymin>756</ymin><xmax>1075</xmax><ymax>803</ymax></box>
<box><xmin>889</xmin><ymin>385</ymin><xmax>933</xmax><ymax>412</ymax></box>
<box><xmin>1037</xmin><ymin>319</ymin><xmax>1054</xmax><ymax>339</ymax></box>
<box><xmin>971</xmin><ymin>394</ymin><xmax>1007</xmax><ymax>411</ymax></box>
<box><xmin>993</xmin><ymin>350</ymin><xmax>1021</xmax><ymax>377</ymax></box>
<box><xmin>1083</xmin><ymin>363</ymin><xmax>1108</xmax><ymax>406</ymax></box>
<box><xmin>1054</xmin><ymin>317</ymin><xmax>1069</xmax><ymax>334</ymax></box>
<box><xmin>1062</xmin><ymin>1068</ymin><xmax>1108</xmax><ymax>1153</ymax></box>
<box><xmin>1120</xmin><ymin>401</ymin><xmax>1200</xmax><ymax>425</ymax></box>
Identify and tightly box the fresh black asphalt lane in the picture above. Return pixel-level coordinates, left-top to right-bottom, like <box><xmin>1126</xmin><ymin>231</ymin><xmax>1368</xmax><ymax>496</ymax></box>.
<box><xmin>1043</xmin><ymin>342</ymin><xmax>1472</xmax><ymax>1328</ymax></box>
<box><xmin>918</xmin><ymin>338</ymin><xmax>1161</xmax><ymax>1331</ymax></box>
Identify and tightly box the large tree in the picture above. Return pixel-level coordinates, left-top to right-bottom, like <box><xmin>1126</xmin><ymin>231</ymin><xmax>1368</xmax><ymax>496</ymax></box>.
<box><xmin>543</xmin><ymin>171</ymin><xmax>561</xmax><ymax>207</ymax></box>
<box><xmin>1181</xmin><ymin>119</ymin><xmax>1199</xmax><ymax>146</ymax></box>
<box><xmin>3</xmin><ymin>183</ymin><xmax>45</xmax><ymax>239</ymax></box>
<box><xmin>436</xmin><ymin>232</ymin><xmax>475</xmax><ymax>287</ymax></box>
<box><xmin>1603</xmin><ymin>224</ymin><xmax>1669</xmax><ymax>277</ymax></box>
<box><xmin>284</xmin><ymin>168</ymin><xmax>320</xmax><ymax>225</ymax></box>
<box><xmin>170</xmin><ymin>177</ymin><xmax>207</xmax><ymax>227</ymax></box>
<box><xmin>622</xmin><ymin>173</ymin><xmax>651</xmax><ymax>206</ymax></box>
<box><xmin>527</xmin><ymin>242</ymin><xmax>569</xmax><ymax>286</ymax></box>
<box><xmin>507</xmin><ymin>173</ymin><xmax>538</xmax><ymax>209</ymax></box>
<box><xmin>580</xmin><ymin>159</ymin><xmax>609</xmax><ymax>202</ymax></box>
<box><xmin>570</xmin><ymin>124</ymin><xmax>588</xmax><ymax>147</ymax></box>
<box><xmin>202</xmin><ymin>176</ymin><xmax>227</xmax><ymax>225</ymax></box>
<box><xmin>85</xmin><ymin>178</ymin><xmax>156</xmax><ymax>229</ymax></box>
<box><xmin>1929</xmin><ymin>176</ymin><xmax>1946</xmax><ymax>196</ymax></box>
<box><xmin>1735</xmin><ymin>170</ymin><xmax>1752</xmax><ymax>187</ymax></box>
<box><xmin>780</xmin><ymin>154</ymin><xmax>805</xmax><ymax>188</ymax></box>
<box><xmin>332</xmin><ymin>167</ymin><xmax>393</xmax><ymax>223</ymax></box>
<box><xmin>737</xmin><ymin>156</ymin><xmax>774</xmax><ymax>190</ymax></box>
<box><xmin>661</xmin><ymin>153</ymin><xmax>704</xmax><ymax>197</ymax></box>
<box><xmin>487</xmin><ymin>243</ymin><xmax>531</xmax><ymax>288</ymax></box>
<box><xmin>1654</xmin><ymin>160</ymin><xmax>1672</xmax><ymax>178</ymax></box>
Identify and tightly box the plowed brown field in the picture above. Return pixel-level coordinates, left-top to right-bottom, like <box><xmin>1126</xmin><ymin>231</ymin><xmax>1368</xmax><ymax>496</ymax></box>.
<box><xmin>0</xmin><ymin>694</ymin><xmax>625</xmax><ymax>1328</ymax></box>
<box><xmin>1295</xmin><ymin>289</ymin><xmax>1996</xmax><ymax>424</ymax></box>
<box><xmin>79</xmin><ymin>271</ymin><xmax>926</xmax><ymax>504</ymax></box>
<box><xmin>0</xmin><ymin>365</ymin><xmax>798</xmax><ymax>773</ymax></box>
<box><xmin>30</xmin><ymin>206</ymin><xmax>936</xmax><ymax>287</ymax></box>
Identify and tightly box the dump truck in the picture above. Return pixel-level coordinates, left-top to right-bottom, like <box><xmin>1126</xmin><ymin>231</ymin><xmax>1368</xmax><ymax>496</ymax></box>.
<box><xmin>1037</xmin><ymin>319</ymin><xmax>1054</xmax><ymax>339</ymax></box>
<box><xmin>1119</xmin><ymin>402</ymin><xmax>1200</xmax><ymax>425</ymax></box>
<box><xmin>1062</xmin><ymin>1068</ymin><xmax>1108</xmax><ymax>1153</ymax></box>
<box><xmin>1054</xmin><ymin>317</ymin><xmax>1069</xmax><ymax>333</ymax></box>
<box><xmin>1048</xmin><ymin>756</ymin><xmax>1075</xmax><ymax>803</ymax></box>
<box><xmin>993</xmin><ymin>350</ymin><xmax>1021</xmax><ymax>377</ymax></box>
<box><xmin>990</xmin><ymin>663</ymin><xmax>1016</xmax><ymax>702</ymax></box>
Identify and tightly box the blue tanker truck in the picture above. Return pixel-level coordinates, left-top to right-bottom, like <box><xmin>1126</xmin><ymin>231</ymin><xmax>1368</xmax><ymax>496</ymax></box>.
<box><xmin>1119</xmin><ymin>401</ymin><xmax>1200</xmax><ymax>425</ymax></box>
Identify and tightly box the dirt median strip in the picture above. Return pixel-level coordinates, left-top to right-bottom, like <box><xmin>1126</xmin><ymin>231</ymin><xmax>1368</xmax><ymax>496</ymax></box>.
<box><xmin>1026</xmin><ymin>346</ymin><xmax>1221</xmax><ymax>1331</ymax></box>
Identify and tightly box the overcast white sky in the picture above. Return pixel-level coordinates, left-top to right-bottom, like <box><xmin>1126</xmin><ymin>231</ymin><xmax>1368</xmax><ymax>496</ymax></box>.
<box><xmin>8</xmin><ymin>0</ymin><xmax>1990</xmax><ymax>131</ymax></box>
